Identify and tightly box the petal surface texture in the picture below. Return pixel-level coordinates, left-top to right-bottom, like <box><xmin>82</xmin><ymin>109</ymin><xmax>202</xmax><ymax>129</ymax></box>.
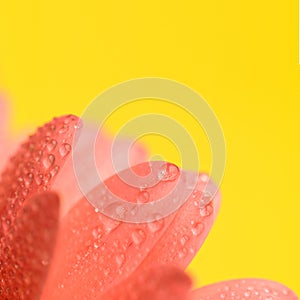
<box><xmin>0</xmin><ymin>115</ymin><xmax>79</xmax><ymax>236</ymax></box>
<box><xmin>42</xmin><ymin>161</ymin><xmax>220</xmax><ymax>299</ymax></box>
<box><xmin>190</xmin><ymin>279</ymin><xmax>299</xmax><ymax>300</ymax></box>
<box><xmin>102</xmin><ymin>265</ymin><xmax>191</xmax><ymax>300</ymax></box>
<box><xmin>0</xmin><ymin>192</ymin><xmax>59</xmax><ymax>299</ymax></box>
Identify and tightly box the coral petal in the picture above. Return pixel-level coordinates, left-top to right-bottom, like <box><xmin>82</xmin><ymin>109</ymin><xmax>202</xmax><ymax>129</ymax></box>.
<box><xmin>190</xmin><ymin>279</ymin><xmax>299</xmax><ymax>300</ymax></box>
<box><xmin>0</xmin><ymin>192</ymin><xmax>59</xmax><ymax>299</ymax></box>
<box><xmin>102</xmin><ymin>265</ymin><xmax>191</xmax><ymax>300</ymax></box>
<box><xmin>42</xmin><ymin>161</ymin><xmax>220</xmax><ymax>299</ymax></box>
<box><xmin>0</xmin><ymin>115</ymin><xmax>79</xmax><ymax>236</ymax></box>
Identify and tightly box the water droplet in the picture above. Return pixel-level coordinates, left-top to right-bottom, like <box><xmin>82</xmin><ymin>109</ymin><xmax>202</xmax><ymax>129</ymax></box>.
<box><xmin>200</xmin><ymin>174</ymin><xmax>209</xmax><ymax>182</ymax></box>
<box><xmin>58</xmin><ymin>125</ymin><xmax>69</xmax><ymax>134</ymax></box>
<box><xmin>103</xmin><ymin>267</ymin><xmax>111</xmax><ymax>276</ymax></box>
<box><xmin>115</xmin><ymin>253</ymin><xmax>126</xmax><ymax>268</ymax></box>
<box><xmin>113</xmin><ymin>239</ymin><xmax>120</xmax><ymax>247</ymax></box>
<box><xmin>131</xmin><ymin>229</ymin><xmax>146</xmax><ymax>246</ymax></box>
<box><xmin>282</xmin><ymin>289</ymin><xmax>288</xmax><ymax>296</ymax></box>
<box><xmin>44</xmin><ymin>173</ymin><xmax>52</xmax><ymax>184</ymax></box>
<box><xmin>33</xmin><ymin>150</ymin><xmax>43</xmax><ymax>162</ymax></box>
<box><xmin>199</xmin><ymin>191</ymin><xmax>213</xmax><ymax>207</ymax></box>
<box><xmin>178</xmin><ymin>247</ymin><xmax>187</xmax><ymax>258</ymax></box>
<box><xmin>147</xmin><ymin>215</ymin><xmax>164</xmax><ymax>233</ymax></box>
<box><xmin>115</xmin><ymin>205</ymin><xmax>126</xmax><ymax>219</ymax></box>
<box><xmin>47</xmin><ymin>139</ymin><xmax>57</xmax><ymax>151</ymax></box>
<box><xmin>122</xmin><ymin>238</ymin><xmax>133</xmax><ymax>250</ymax></box>
<box><xmin>191</xmin><ymin>222</ymin><xmax>204</xmax><ymax>236</ymax></box>
<box><xmin>74</xmin><ymin>120</ymin><xmax>83</xmax><ymax>130</ymax></box>
<box><xmin>92</xmin><ymin>227</ymin><xmax>102</xmax><ymax>239</ymax></box>
<box><xmin>22</xmin><ymin>188</ymin><xmax>29</xmax><ymax>196</ymax></box>
<box><xmin>93</xmin><ymin>240</ymin><xmax>102</xmax><ymax>249</ymax></box>
<box><xmin>49</xmin><ymin>124</ymin><xmax>56</xmax><ymax>131</ymax></box>
<box><xmin>130</xmin><ymin>205</ymin><xmax>138</xmax><ymax>216</ymax></box>
<box><xmin>24</xmin><ymin>173</ymin><xmax>34</xmax><ymax>187</ymax></box>
<box><xmin>41</xmin><ymin>136</ymin><xmax>50</xmax><ymax>148</ymax></box>
<box><xmin>200</xmin><ymin>204</ymin><xmax>213</xmax><ymax>217</ymax></box>
<box><xmin>50</xmin><ymin>165</ymin><xmax>60</xmax><ymax>177</ymax></box>
<box><xmin>158</xmin><ymin>163</ymin><xmax>179</xmax><ymax>181</ymax></box>
<box><xmin>137</xmin><ymin>190</ymin><xmax>150</xmax><ymax>203</ymax></box>
<box><xmin>63</xmin><ymin>115</ymin><xmax>74</xmax><ymax>124</ymax></box>
<box><xmin>35</xmin><ymin>174</ymin><xmax>43</xmax><ymax>186</ymax></box>
<box><xmin>59</xmin><ymin>143</ymin><xmax>71</xmax><ymax>157</ymax></box>
<box><xmin>104</xmin><ymin>218</ymin><xmax>120</xmax><ymax>233</ymax></box>
<box><xmin>244</xmin><ymin>291</ymin><xmax>251</xmax><ymax>298</ymax></box>
<box><xmin>43</xmin><ymin>154</ymin><xmax>55</xmax><ymax>169</ymax></box>
<box><xmin>192</xmin><ymin>190</ymin><xmax>201</xmax><ymax>199</ymax></box>
<box><xmin>41</xmin><ymin>259</ymin><xmax>49</xmax><ymax>266</ymax></box>
<box><xmin>180</xmin><ymin>235</ymin><xmax>189</xmax><ymax>246</ymax></box>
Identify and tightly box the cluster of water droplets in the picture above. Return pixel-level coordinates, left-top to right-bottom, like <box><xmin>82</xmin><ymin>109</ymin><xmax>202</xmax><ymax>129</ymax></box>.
<box><xmin>196</xmin><ymin>280</ymin><xmax>292</xmax><ymax>300</ymax></box>
<box><xmin>63</xmin><ymin>164</ymin><xmax>218</xmax><ymax>296</ymax></box>
<box><xmin>0</xmin><ymin>114</ymin><xmax>79</xmax><ymax>235</ymax></box>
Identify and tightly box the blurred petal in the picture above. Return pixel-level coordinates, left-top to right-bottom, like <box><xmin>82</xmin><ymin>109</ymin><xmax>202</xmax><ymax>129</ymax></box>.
<box><xmin>52</xmin><ymin>125</ymin><xmax>148</xmax><ymax>215</ymax></box>
<box><xmin>0</xmin><ymin>97</ymin><xmax>15</xmax><ymax>172</ymax></box>
<box><xmin>42</xmin><ymin>161</ymin><xmax>220</xmax><ymax>299</ymax></box>
<box><xmin>190</xmin><ymin>279</ymin><xmax>298</xmax><ymax>300</ymax></box>
<box><xmin>0</xmin><ymin>192</ymin><xmax>59</xmax><ymax>299</ymax></box>
<box><xmin>102</xmin><ymin>265</ymin><xmax>191</xmax><ymax>300</ymax></box>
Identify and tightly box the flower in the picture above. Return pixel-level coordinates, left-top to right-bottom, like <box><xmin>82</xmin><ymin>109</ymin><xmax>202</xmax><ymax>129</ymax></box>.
<box><xmin>0</xmin><ymin>100</ymin><xmax>298</xmax><ymax>300</ymax></box>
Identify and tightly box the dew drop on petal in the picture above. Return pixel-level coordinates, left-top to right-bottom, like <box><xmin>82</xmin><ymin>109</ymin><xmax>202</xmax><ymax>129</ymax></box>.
<box><xmin>131</xmin><ymin>229</ymin><xmax>146</xmax><ymax>246</ymax></box>
<box><xmin>178</xmin><ymin>247</ymin><xmax>188</xmax><ymax>259</ymax></box>
<box><xmin>200</xmin><ymin>173</ymin><xmax>209</xmax><ymax>182</ymax></box>
<box><xmin>130</xmin><ymin>205</ymin><xmax>138</xmax><ymax>216</ymax></box>
<box><xmin>50</xmin><ymin>165</ymin><xmax>60</xmax><ymax>177</ymax></box>
<box><xmin>43</xmin><ymin>154</ymin><xmax>55</xmax><ymax>169</ymax></box>
<box><xmin>47</xmin><ymin>139</ymin><xmax>57</xmax><ymax>151</ymax></box>
<box><xmin>24</xmin><ymin>173</ymin><xmax>34</xmax><ymax>187</ymax></box>
<box><xmin>199</xmin><ymin>191</ymin><xmax>213</xmax><ymax>208</ymax></box>
<box><xmin>136</xmin><ymin>190</ymin><xmax>150</xmax><ymax>203</ymax></box>
<box><xmin>41</xmin><ymin>259</ymin><xmax>49</xmax><ymax>266</ymax></box>
<box><xmin>115</xmin><ymin>205</ymin><xmax>126</xmax><ymax>219</ymax></box>
<box><xmin>35</xmin><ymin>174</ymin><xmax>43</xmax><ymax>186</ymax></box>
<box><xmin>200</xmin><ymin>204</ymin><xmax>214</xmax><ymax>217</ymax></box>
<box><xmin>180</xmin><ymin>235</ymin><xmax>189</xmax><ymax>246</ymax></box>
<box><xmin>115</xmin><ymin>253</ymin><xmax>126</xmax><ymax>268</ymax></box>
<box><xmin>58</xmin><ymin>125</ymin><xmax>69</xmax><ymax>134</ymax></box>
<box><xmin>103</xmin><ymin>267</ymin><xmax>111</xmax><ymax>277</ymax></box>
<box><xmin>147</xmin><ymin>215</ymin><xmax>165</xmax><ymax>233</ymax></box>
<box><xmin>59</xmin><ymin>143</ymin><xmax>71</xmax><ymax>157</ymax></box>
<box><xmin>191</xmin><ymin>222</ymin><xmax>204</xmax><ymax>236</ymax></box>
<box><xmin>158</xmin><ymin>163</ymin><xmax>179</xmax><ymax>182</ymax></box>
<box><xmin>103</xmin><ymin>218</ymin><xmax>121</xmax><ymax>233</ymax></box>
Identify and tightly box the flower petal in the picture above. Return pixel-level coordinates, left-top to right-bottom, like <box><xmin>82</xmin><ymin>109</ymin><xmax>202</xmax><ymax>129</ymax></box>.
<box><xmin>189</xmin><ymin>279</ymin><xmax>298</xmax><ymax>300</ymax></box>
<box><xmin>0</xmin><ymin>114</ymin><xmax>147</xmax><ymax>224</ymax></box>
<box><xmin>0</xmin><ymin>192</ymin><xmax>59</xmax><ymax>299</ymax></box>
<box><xmin>41</xmin><ymin>161</ymin><xmax>220</xmax><ymax>299</ymax></box>
<box><xmin>102</xmin><ymin>265</ymin><xmax>191</xmax><ymax>300</ymax></box>
<box><xmin>0</xmin><ymin>115</ymin><xmax>79</xmax><ymax>236</ymax></box>
<box><xmin>52</xmin><ymin>125</ymin><xmax>148</xmax><ymax>215</ymax></box>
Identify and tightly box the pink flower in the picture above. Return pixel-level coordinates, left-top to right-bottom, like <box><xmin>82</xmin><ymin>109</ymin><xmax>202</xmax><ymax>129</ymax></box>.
<box><xmin>0</xmin><ymin>100</ymin><xmax>298</xmax><ymax>300</ymax></box>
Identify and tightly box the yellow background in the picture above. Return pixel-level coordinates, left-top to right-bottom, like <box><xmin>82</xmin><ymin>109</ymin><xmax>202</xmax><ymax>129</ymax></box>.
<box><xmin>0</xmin><ymin>0</ymin><xmax>299</xmax><ymax>294</ymax></box>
